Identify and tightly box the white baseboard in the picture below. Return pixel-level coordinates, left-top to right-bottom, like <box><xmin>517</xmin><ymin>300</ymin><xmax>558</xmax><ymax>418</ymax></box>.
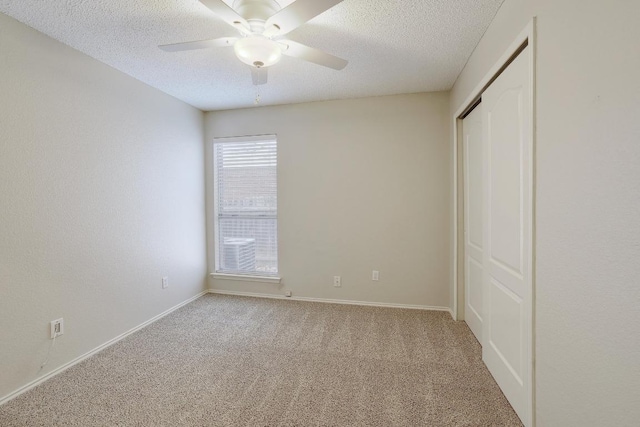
<box><xmin>0</xmin><ymin>290</ymin><xmax>208</xmax><ymax>407</ymax></box>
<box><xmin>208</xmin><ymin>289</ymin><xmax>452</xmax><ymax>312</ymax></box>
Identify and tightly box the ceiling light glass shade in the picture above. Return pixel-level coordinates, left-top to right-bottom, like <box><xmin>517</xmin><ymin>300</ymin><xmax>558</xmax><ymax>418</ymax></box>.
<box><xmin>234</xmin><ymin>36</ymin><xmax>282</xmax><ymax>68</ymax></box>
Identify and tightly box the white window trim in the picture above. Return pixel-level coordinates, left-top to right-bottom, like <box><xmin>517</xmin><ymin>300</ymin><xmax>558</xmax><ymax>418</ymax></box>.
<box><xmin>213</xmin><ymin>134</ymin><xmax>276</xmax><ymax>144</ymax></box>
<box><xmin>209</xmin><ymin>273</ymin><xmax>281</xmax><ymax>284</ymax></box>
<box><xmin>212</xmin><ymin>134</ymin><xmax>279</xmax><ymax>278</ymax></box>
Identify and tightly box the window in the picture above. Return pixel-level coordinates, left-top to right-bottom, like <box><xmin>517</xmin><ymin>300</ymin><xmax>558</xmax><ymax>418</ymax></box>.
<box><xmin>213</xmin><ymin>135</ymin><xmax>278</xmax><ymax>277</ymax></box>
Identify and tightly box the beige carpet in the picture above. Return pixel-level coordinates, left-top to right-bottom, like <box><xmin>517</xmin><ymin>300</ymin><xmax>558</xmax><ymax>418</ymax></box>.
<box><xmin>0</xmin><ymin>294</ymin><xmax>522</xmax><ymax>426</ymax></box>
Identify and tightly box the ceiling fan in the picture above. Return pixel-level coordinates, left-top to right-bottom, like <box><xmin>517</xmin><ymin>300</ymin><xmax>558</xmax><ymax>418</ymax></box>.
<box><xmin>160</xmin><ymin>0</ymin><xmax>348</xmax><ymax>85</ymax></box>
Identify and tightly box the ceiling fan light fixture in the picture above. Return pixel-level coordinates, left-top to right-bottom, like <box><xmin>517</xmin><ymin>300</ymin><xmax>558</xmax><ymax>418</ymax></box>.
<box><xmin>234</xmin><ymin>36</ymin><xmax>282</xmax><ymax>68</ymax></box>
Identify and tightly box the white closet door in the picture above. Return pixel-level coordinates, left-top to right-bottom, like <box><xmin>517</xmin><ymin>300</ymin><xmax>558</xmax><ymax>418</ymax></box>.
<box><xmin>462</xmin><ymin>106</ymin><xmax>484</xmax><ymax>343</ymax></box>
<box><xmin>482</xmin><ymin>47</ymin><xmax>532</xmax><ymax>426</ymax></box>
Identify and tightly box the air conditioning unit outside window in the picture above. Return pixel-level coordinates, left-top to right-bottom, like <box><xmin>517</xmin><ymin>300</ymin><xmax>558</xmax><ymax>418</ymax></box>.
<box><xmin>222</xmin><ymin>238</ymin><xmax>256</xmax><ymax>272</ymax></box>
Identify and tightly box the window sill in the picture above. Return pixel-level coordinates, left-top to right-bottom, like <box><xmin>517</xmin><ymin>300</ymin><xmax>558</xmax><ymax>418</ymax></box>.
<box><xmin>210</xmin><ymin>273</ymin><xmax>281</xmax><ymax>284</ymax></box>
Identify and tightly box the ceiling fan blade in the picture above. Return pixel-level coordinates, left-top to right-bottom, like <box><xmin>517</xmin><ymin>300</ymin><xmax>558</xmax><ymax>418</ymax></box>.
<box><xmin>251</xmin><ymin>67</ymin><xmax>268</xmax><ymax>85</ymax></box>
<box><xmin>280</xmin><ymin>39</ymin><xmax>348</xmax><ymax>70</ymax></box>
<box><xmin>265</xmin><ymin>0</ymin><xmax>344</xmax><ymax>36</ymax></box>
<box><xmin>199</xmin><ymin>0</ymin><xmax>250</xmax><ymax>33</ymax></box>
<box><xmin>159</xmin><ymin>37</ymin><xmax>237</xmax><ymax>52</ymax></box>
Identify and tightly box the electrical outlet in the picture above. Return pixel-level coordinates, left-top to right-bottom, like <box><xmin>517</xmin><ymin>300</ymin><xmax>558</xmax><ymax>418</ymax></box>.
<box><xmin>285</xmin><ymin>290</ymin><xmax>292</xmax><ymax>297</ymax></box>
<box><xmin>50</xmin><ymin>318</ymin><xmax>64</xmax><ymax>339</ymax></box>
<box><xmin>372</xmin><ymin>270</ymin><xmax>380</xmax><ymax>281</ymax></box>
<box><xmin>333</xmin><ymin>276</ymin><xmax>341</xmax><ymax>287</ymax></box>
<box><xmin>162</xmin><ymin>276</ymin><xmax>169</xmax><ymax>289</ymax></box>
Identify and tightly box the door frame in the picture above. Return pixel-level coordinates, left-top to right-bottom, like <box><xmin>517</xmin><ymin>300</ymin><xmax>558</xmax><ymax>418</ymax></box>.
<box><xmin>451</xmin><ymin>19</ymin><xmax>536</xmax><ymax>426</ymax></box>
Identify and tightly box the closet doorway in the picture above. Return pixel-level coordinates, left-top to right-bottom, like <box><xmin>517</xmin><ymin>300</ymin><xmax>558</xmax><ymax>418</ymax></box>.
<box><xmin>454</xmin><ymin>22</ymin><xmax>535</xmax><ymax>427</ymax></box>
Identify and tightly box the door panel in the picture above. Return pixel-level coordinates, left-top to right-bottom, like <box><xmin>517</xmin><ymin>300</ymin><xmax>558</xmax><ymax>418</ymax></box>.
<box><xmin>488</xmin><ymin>277</ymin><xmax>523</xmax><ymax>382</ymax></box>
<box><xmin>467</xmin><ymin>257</ymin><xmax>484</xmax><ymax>324</ymax></box>
<box><xmin>488</xmin><ymin>89</ymin><xmax>524</xmax><ymax>276</ymax></box>
<box><xmin>462</xmin><ymin>106</ymin><xmax>483</xmax><ymax>342</ymax></box>
<box><xmin>482</xmin><ymin>47</ymin><xmax>531</xmax><ymax>426</ymax></box>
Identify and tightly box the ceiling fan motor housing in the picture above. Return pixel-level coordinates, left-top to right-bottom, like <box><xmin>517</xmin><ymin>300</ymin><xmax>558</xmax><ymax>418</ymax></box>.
<box><xmin>233</xmin><ymin>0</ymin><xmax>281</xmax><ymax>23</ymax></box>
<box><xmin>231</xmin><ymin>0</ymin><xmax>283</xmax><ymax>68</ymax></box>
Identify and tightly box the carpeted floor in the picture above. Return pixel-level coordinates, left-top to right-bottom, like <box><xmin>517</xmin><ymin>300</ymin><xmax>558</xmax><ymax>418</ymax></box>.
<box><xmin>0</xmin><ymin>294</ymin><xmax>522</xmax><ymax>426</ymax></box>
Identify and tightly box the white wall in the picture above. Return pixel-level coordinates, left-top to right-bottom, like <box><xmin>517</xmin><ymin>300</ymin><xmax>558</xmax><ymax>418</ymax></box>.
<box><xmin>450</xmin><ymin>0</ymin><xmax>640</xmax><ymax>425</ymax></box>
<box><xmin>205</xmin><ymin>93</ymin><xmax>451</xmax><ymax>308</ymax></box>
<box><xmin>0</xmin><ymin>14</ymin><xmax>207</xmax><ymax>401</ymax></box>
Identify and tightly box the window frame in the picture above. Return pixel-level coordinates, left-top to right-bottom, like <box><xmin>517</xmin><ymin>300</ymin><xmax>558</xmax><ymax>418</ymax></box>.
<box><xmin>212</xmin><ymin>134</ymin><xmax>279</xmax><ymax>281</ymax></box>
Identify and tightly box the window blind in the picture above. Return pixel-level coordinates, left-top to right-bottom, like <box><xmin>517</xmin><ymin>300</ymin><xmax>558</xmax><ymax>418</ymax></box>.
<box><xmin>214</xmin><ymin>136</ymin><xmax>278</xmax><ymax>275</ymax></box>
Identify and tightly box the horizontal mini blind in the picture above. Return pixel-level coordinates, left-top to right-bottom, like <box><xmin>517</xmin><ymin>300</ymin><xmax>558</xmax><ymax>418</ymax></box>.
<box><xmin>214</xmin><ymin>136</ymin><xmax>277</xmax><ymax>275</ymax></box>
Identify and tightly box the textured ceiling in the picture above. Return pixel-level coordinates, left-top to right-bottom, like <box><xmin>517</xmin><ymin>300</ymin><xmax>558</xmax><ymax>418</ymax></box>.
<box><xmin>0</xmin><ymin>0</ymin><xmax>504</xmax><ymax>111</ymax></box>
